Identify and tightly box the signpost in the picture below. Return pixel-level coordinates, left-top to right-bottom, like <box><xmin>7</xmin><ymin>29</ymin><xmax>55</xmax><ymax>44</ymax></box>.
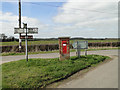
<box><xmin>14</xmin><ymin>28</ymin><xmax>38</xmax><ymax>34</ymax></box>
<box><xmin>14</xmin><ymin>28</ymin><xmax>24</xmax><ymax>34</ymax></box>
<box><xmin>14</xmin><ymin>23</ymin><xmax>38</xmax><ymax>62</ymax></box>
<box><xmin>28</xmin><ymin>28</ymin><xmax>38</xmax><ymax>34</ymax></box>
<box><xmin>72</xmin><ymin>41</ymin><xmax>88</xmax><ymax>58</ymax></box>
<box><xmin>20</xmin><ymin>35</ymin><xmax>33</xmax><ymax>39</ymax></box>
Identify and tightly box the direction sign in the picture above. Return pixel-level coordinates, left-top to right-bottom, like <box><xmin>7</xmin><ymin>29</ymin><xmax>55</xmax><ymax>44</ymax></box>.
<box><xmin>20</xmin><ymin>35</ymin><xmax>33</xmax><ymax>39</ymax></box>
<box><xmin>72</xmin><ymin>42</ymin><xmax>77</xmax><ymax>49</ymax></box>
<box><xmin>72</xmin><ymin>41</ymin><xmax>88</xmax><ymax>49</ymax></box>
<box><xmin>72</xmin><ymin>41</ymin><xmax>88</xmax><ymax>58</ymax></box>
<box><xmin>14</xmin><ymin>23</ymin><xmax>38</xmax><ymax>62</ymax></box>
<box><xmin>14</xmin><ymin>27</ymin><xmax>38</xmax><ymax>34</ymax></box>
<box><xmin>28</xmin><ymin>28</ymin><xmax>38</xmax><ymax>34</ymax></box>
<box><xmin>79</xmin><ymin>41</ymin><xmax>88</xmax><ymax>49</ymax></box>
<box><xmin>14</xmin><ymin>28</ymin><xmax>25</xmax><ymax>34</ymax></box>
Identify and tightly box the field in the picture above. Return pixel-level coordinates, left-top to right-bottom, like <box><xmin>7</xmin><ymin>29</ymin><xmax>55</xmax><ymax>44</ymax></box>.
<box><xmin>2</xmin><ymin>55</ymin><xmax>110</xmax><ymax>88</ymax></box>
<box><xmin>1</xmin><ymin>39</ymin><xmax>119</xmax><ymax>46</ymax></box>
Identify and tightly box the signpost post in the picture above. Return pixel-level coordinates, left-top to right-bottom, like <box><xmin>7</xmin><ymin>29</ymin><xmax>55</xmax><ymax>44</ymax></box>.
<box><xmin>19</xmin><ymin>0</ymin><xmax>22</xmax><ymax>51</ymax></box>
<box><xmin>14</xmin><ymin>23</ymin><xmax>38</xmax><ymax>62</ymax></box>
<box><xmin>23</xmin><ymin>23</ymin><xmax>28</xmax><ymax>61</ymax></box>
<box><xmin>72</xmin><ymin>41</ymin><xmax>88</xmax><ymax>58</ymax></box>
<box><xmin>77</xmin><ymin>41</ymin><xmax>80</xmax><ymax>58</ymax></box>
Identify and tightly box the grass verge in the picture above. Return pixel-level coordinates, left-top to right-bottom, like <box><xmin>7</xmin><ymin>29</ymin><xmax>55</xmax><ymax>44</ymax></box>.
<box><xmin>2</xmin><ymin>55</ymin><xmax>110</xmax><ymax>88</ymax></box>
<box><xmin>1</xmin><ymin>47</ymin><xmax>119</xmax><ymax>56</ymax></box>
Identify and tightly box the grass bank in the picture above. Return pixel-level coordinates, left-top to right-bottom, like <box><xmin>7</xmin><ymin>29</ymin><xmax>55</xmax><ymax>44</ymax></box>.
<box><xmin>2</xmin><ymin>55</ymin><xmax>110</xmax><ymax>88</ymax></box>
<box><xmin>1</xmin><ymin>47</ymin><xmax>119</xmax><ymax>56</ymax></box>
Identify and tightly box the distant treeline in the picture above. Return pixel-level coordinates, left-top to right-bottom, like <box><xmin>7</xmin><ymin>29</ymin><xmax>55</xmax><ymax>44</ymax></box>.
<box><xmin>0</xmin><ymin>37</ymin><xmax>119</xmax><ymax>42</ymax></box>
<box><xmin>0</xmin><ymin>38</ymin><xmax>18</xmax><ymax>42</ymax></box>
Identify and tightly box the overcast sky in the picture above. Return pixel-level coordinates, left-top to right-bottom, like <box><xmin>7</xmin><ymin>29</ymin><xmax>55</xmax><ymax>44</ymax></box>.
<box><xmin>0</xmin><ymin>0</ymin><xmax>118</xmax><ymax>38</ymax></box>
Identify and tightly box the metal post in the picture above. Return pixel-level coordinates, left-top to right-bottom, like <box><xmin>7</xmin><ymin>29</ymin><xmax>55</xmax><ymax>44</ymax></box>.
<box><xmin>25</xmin><ymin>35</ymin><xmax>28</xmax><ymax>61</ymax></box>
<box><xmin>23</xmin><ymin>23</ymin><xmax>28</xmax><ymax>61</ymax></box>
<box><xmin>77</xmin><ymin>41</ymin><xmax>80</xmax><ymax>58</ymax></box>
<box><xmin>26</xmin><ymin>34</ymin><xmax>28</xmax><ymax>61</ymax></box>
<box><xmin>19</xmin><ymin>0</ymin><xmax>22</xmax><ymax>51</ymax></box>
<box><xmin>85</xmin><ymin>49</ymin><xmax>87</xmax><ymax>56</ymax></box>
<box><xmin>85</xmin><ymin>41</ymin><xmax>88</xmax><ymax>56</ymax></box>
<box><xmin>76</xmin><ymin>48</ymin><xmax>77</xmax><ymax>56</ymax></box>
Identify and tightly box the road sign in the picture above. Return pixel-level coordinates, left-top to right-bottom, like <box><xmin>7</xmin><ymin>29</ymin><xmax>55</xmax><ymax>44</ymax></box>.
<box><xmin>79</xmin><ymin>41</ymin><xmax>88</xmax><ymax>49</ymax></box>
<box><xmin>20</xmin><ymin>35</ymin><xmax>33</xmax><ymax>39</ymax></box>
<box><xmin>27</xmin><ymin>35</ymin><xmax>33</xmax><ymax>39</ymax></box>
<box><xmin>72</xmin><ymin>41</ymin><xmax>88</xmax><ymax>58</ymax></box>
<box><xmin>28</xmin><ymin>28</ymin><xmax>38</xmax><ymax>34</ymax></box>
<box><xmin>14</xmin><ymin>23</ymin><xmax>38</xmax><ymax>62</ymax></box>
<box><xmin>14</xmin><ymin>28</ymin><xmax>38</xmax><ymax>34</ymax></box>
<box><xmin>72</xmin><ymin>41</ymin><xmax>88</xmax><ymax>49</ymax></box>
<box><xmin>14</xmin><ymin>28</ymin><xmax>25</xmax><ymax>34</ymax></box>
<box><xmin>72</xmin><ymin>42</ymin><xmax>77</xmax><ymax>49</ymax></box>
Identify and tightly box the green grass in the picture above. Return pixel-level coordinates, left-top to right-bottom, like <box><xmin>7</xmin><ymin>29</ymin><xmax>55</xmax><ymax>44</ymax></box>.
<box><xmin>1</xmin><ymin>39</ymin><xmax>119</xmax><ymax>46</ymax></box>
<box><xmin>1</xmin><ymin>47</ymin><xmax>119</xmax><ymax>56</ymax></box>
<box><xmin>2</xmin><ymin>55</ymin><xmax>110</xmax><ymax>88</ymax></box>
<box><xmin>1</xmin><ymin>50</ymin><xmax>59</xmax><ymax>56</ymax></box>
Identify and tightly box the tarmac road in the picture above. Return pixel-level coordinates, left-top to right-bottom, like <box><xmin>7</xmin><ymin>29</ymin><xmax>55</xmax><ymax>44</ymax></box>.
<box><xmin>58</xmin><ymin>56</ymin><xmax>118</xmax><ymax>88</ymax></box>
<box><xmin>1</xmin><ymin>49</ymin><xmax>118</xmax><ymax>64</ymax></box>
<box><xmin>1</xmin><ymin>49</ymin><xmax>119</xmax><ymax>88</ymax></box>
<box><xmin>57</xmin><ymin>50</ymin><xmax>118</xmax><ymax>88</ymax></box>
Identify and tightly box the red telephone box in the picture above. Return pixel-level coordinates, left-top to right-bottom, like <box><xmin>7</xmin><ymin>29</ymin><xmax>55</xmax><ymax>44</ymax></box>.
<box><xmin>58</xmin><ymin>37</ymin><xmax>70</xmax><ymax>61</ymax></box>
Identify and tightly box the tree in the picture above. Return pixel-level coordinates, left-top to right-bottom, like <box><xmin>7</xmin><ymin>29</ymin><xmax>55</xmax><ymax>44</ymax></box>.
<box><xmin>0</xmin><ymin>33</ymin><xmax>7</xmax><ymax>39</ymax></box>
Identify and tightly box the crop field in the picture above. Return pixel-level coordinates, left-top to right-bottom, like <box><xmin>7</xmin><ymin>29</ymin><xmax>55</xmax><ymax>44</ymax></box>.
<box><xmin>1</xmin><ymin>39</ymin><xmax>119</xmax><ymax>46</ymax></box>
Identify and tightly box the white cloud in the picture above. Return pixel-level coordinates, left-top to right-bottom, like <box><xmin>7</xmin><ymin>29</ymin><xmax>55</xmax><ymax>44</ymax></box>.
<box><xmin>54</xmin><ymin>2</ymin><xmax>118</xmax><ymax>24</ymax></box>
<box><xmin>0</xmin><ymin>11</ymin><xmax>47</xmax><ymax>38</ymax></box>
<box><xmin>0</xmin><ymin>1</ymin><xmax>118</xmax><ymax>38</ymax></box>
<box><xmin>52</xmin><ymin>1</ymin><xmax>118</xmax><ymax>38</ymax></box>
<box><xmin>2</xmin><ymin>0</ymin><xmax>119</xmax><ymax>2</ymax></box>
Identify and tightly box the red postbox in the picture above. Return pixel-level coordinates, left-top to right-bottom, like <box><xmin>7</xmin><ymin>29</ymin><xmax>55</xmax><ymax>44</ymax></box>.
<box><xmin>62</xmin><ymin>40</ymin><xmax>67</xmax><ymax>54</ymax></box>
<box><xmin>58</xmin><ymin>37</ymin><xmax>70</xmax><ymax>61</ymax></box>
